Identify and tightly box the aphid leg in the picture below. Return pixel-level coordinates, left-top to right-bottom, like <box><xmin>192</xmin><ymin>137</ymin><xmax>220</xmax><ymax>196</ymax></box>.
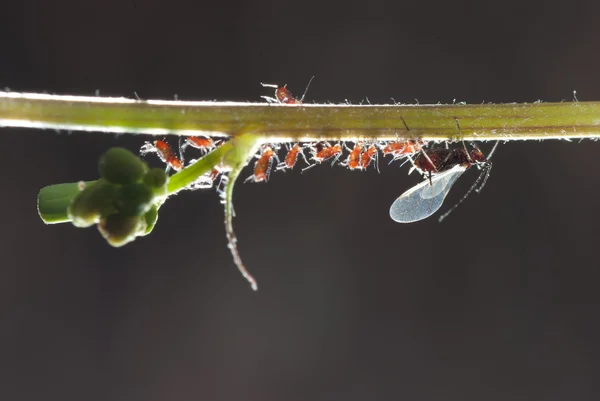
<box><xmin>266</xmin><ymin>152</ymin><xmax>280</xmax><ymax>181</ymax></box>
<box><xmin>438</xmin><ymin>162</ymin><xmax>490</xmax><ymax>223</ymax></box>
<box><xmin>330</xmin><ymin>144</ymin><xmax>343</xmax><ymax>167</ymax></box>
<box><xmin>178</xmin><ymin>137</ymin><xmax>186</xmax><ymax>166</ymax></box>
<box><xmin>398</xmin><ymin>156</ymin><xmax>413</xmax><ymax>169</ymax></box>
<box><xmin>374</xmin><ymin>150</ymin><xmax>381</xmax><ymax>174</ymax></box>
<box><xmin>486</xmin><ymin>140</ymin><xmax>500</xmax><ymax>161</ymax></box>
<box><xmin>298</xmin><ymin>145</ymin><xmax>309</xmax><ymax>165</ymax></box>
<box><xmin>261</xmin><ymin>96</ymin><xmax>279</xmax><ymax>103</ymax></box>
<box><xmin>475</xmin><ymin>163</ymin><xmax>493</xmax><ymax>194</ymax></box>
<box><xmin>419</xmin><ymin>149</ymin><xmax>437</xmax><ymax>174</ymax></box>
<box><xmin>301</xmin><ymin>163</ymin><xmax>317</xmax><ymax>173</ymax></box>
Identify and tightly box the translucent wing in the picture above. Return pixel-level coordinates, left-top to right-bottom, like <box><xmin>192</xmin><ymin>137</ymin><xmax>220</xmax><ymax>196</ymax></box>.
<box><xmin>389</xmin><ymin>165</ymin><xmax>467</xmax><ymax>223</ymax></box>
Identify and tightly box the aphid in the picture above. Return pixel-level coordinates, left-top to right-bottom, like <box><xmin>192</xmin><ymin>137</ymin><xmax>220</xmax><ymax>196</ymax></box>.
<box><xmin>245</xmin><ymin>146</ymin><xmax>278</xmax><ymax>183</ymax></box>
<box><xmin>140</xmin><ymin>140</ymin><xmax>183</xmax><ymax>172</ymax></box>
<box><xmin>359</xmin><ymin>143</ymin><xmax>379</xmax><ymax>170</ymax></box>
<box><xmin>277</xmin><ymin>143</ymin><xmax>307</xmax><ymax>171</ymax></box>
<box><xmin>186</xmin><ymin>136</ymin><xmax>216</xmax><ymax>151</ymax></box>
<box><xmin>313</xmin><ymin>142</ymin><xmax>343</xmax><ymax>163</ymax></box>
<box><xmin>302</xmin><ymin>142</ymin><xmax>343</xmax><ymax>172</ymax></box>
<box><xmin>382</xmin><ymin>139</ymin><xmax>423</xmax><ymax>158</ymax></box>
<box><xmin>389</xmin><ymin>144</ymin><xmax>497</xmax><ymax>223</ymax></box>
<box><xmin>345</xmin><ymin>142</ymin><xmax>364</xmax><ymax>170</ymax></box>
<box><xmin>261</xmin><ymin>76</ymin><xmax>314</xmax><ymax>104</ymax></box>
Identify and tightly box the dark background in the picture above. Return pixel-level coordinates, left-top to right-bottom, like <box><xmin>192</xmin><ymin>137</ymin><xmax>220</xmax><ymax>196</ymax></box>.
<box><xmin>3</xmin><ymin>0</ymin><xmax>600</xmax><ymax>400</ymax></box>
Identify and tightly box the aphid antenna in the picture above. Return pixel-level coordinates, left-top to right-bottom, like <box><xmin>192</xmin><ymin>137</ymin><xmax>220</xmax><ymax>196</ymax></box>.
<box><xmin>438</xmin><ymin>162</ymin><xmax>490</xmax><ymax>223</ymax></box>
<box><xmin>374</xmin><ymin>149</ymin><xmax>381</xmax><ymax>174</ymax></box>
<box><xmin>299</xmin><ymin>76</ymin><xmax>315</xmax><ymax>102</ymax></box>
<box><xmin>178</xmin><ymin>136</ymin><xmax>186</xmax><ymax>165</ymax></box>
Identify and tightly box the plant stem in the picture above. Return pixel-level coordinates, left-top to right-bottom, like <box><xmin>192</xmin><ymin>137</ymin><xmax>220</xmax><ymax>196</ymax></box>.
<box><xmin>2</xmin><ymin>91</ymin><xmax>600</xmax><ymax>141</ymax></box>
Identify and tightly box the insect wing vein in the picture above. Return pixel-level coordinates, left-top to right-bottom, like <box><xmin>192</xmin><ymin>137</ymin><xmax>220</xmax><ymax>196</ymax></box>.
<box><xmin>389</xmin><ymin>165</ymin><xmax>466</xmax><ymax>223</ymax></box>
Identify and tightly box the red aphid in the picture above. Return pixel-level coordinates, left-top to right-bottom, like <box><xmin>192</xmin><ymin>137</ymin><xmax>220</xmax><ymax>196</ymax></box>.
<box><xmin>279</xmin><ymin>143</ymin><xmax>304</xmax><ymax>170</ymax></box>
<box><xmin>275</xmin><ymin>86</ymin><xmax>300</xmax><ymax>104</ymax></box>
<box><xmin>141</xmin><ymin>140</ymin><xmax>183</xmax><ymax>171</ymax></box>
<box><xmin>359</xmin><ymin>144</ymin><xmax>379</xmax><ymax>170</ymax></box>
<box><xmin>346</xmin><ymin>142</ymin><xmax>363</xmax><ymax>170</ymax></box>
<box><xmin>245</xmin><ymin>146</ymin><xmax>277</xmax><ymax>183</ymax></box>
<box><xmin>382</xmin><ymin>139</ymin><xmax>423</xmax><ymax>157</ymax></box>
<box><xmin>186</xmin><ymin>136</ymin><xmax>215</xmax><ymax>150</ymax></box>
<box><xmin>313</xmin><ymin>142</ymin><xmax>342</xmax><ymax>163</ymax></box>
<box><xmin>261</xmin><ymin>77</ymin><xmax>314</xmax><ymax>105</ymax></box>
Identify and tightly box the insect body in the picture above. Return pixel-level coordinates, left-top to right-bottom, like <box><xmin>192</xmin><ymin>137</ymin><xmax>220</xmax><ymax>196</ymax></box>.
<box><xmin>345</xmin><ymin>142</ymin><xmax>363</xmax><ymax>170</ymax></box>
<box><xmin>261</xmin><ymin>76</ymin><xmax>314</xmax><ymax>104</ymax></box>
<box><xmin>389</xmin><ymin>146</ymin><xmax>492</xmax><ymax>223</ymax></box>
<box><xmin>186</xmin><ymin>136</ymin><xmax>216</xmax><ymax>152</ymax></box>
<box><xmin>140</xmin><ymin>140</ymin><xmax>183</xmax><ymax>172</ymax></box>
<box><xmin>245</xmin><ymin>146</ymin><xmax>278</xmax><ymax>183</ymax></box>
<box><xmin>277</xmin><ymin>143</ymin><xmax>307</xmax><ymax>171</ymax></box>
<box><xmin>382</xmin><ymin>139</ymin><xmax>423</xmax><ymax>159</ymax></box>
<box><xmin>359</xmin><ymin>144</ymin><xmax>379</xmax><ymax>170</ymax></box>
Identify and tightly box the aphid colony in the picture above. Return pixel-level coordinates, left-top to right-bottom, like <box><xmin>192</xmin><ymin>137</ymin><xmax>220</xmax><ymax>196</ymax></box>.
<box><xmin>140</xmin><ymin>82</ymin><xmax>496</xmax><ymax>223</ymax></box>
<box><xmin>140</xmin><ymin>134</ymin><xmax>495</xmax><ymax>221</ymax></box>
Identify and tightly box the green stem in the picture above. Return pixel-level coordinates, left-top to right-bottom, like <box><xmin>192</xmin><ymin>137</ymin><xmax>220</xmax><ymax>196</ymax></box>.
<box><xmin>2</xmin><ymin>91</ymin><xmax>600</xmax><ymax>141</ymax></box>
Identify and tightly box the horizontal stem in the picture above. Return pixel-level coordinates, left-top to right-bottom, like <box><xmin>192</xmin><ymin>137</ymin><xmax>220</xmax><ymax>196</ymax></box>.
<box><xmin>1</xmin><ymin>91</ymin><xmax>599</xmax><ymax>141</ymax></box>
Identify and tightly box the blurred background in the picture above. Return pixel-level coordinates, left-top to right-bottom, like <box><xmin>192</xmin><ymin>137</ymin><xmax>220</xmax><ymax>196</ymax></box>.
<box><xmin>3</xmin><ymin>0</ymin><xmax>600</xmax><ymax>400</ymax></box>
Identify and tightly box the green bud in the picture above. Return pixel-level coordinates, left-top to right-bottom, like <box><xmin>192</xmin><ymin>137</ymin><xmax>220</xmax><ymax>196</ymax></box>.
<box><xmin>98</xmin><ymin>214</ymin><xmax>146</xmax><ymax>247</ymax></box>
<box><xmin>117</xmin><ymin>183</ymin><xmax>154</xmax><ymax>216</ymax></box>
<box><xmin>99</xmin><ymin>147</ymin><xmax>148</xmax><ymax>185</ymax></box>
<box><xmin>143</xmin><ymin>168</ymin><xmax>168</xmax><ymax>197</ymax></box>
<box><xmin>142</xmin><ymin>204</ymin><xmax>159</xmax><ymax>235</ymax></box>
<box><xmin>68</xmin><ymin>180</ymin><xmax>118</xmax><ymax>227</ymax></box>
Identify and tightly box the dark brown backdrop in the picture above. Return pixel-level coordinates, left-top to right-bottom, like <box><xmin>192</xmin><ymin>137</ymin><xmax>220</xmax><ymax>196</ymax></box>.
<box><xmin>3</xmin><ymin>0</ymin><xmax>600</xmax><ymax>400</ymax></box>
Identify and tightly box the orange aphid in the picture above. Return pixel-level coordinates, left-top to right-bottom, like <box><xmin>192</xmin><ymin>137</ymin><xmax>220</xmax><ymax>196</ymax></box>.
<box><xmin>346</xmin><ymin>142</ymin><xmax>364</xmax><ymax>170</ymax></box>
<box><xmin>261</xmin><ymin>83</ymin><xmax>300</xmax><ymax>104</ymax></box>
<box><xmin>359</xmin><ymin>144</ymin><xmax>379</xmax><ymax>170</ymax></box>
<box><xmin>277</xmin><ymin>143</ymin><xmax>305</xmax><ymax>171</ymax></box>
<box><xmin>186</xmin><ymin>136</ymin><xmax>215</xmax><ymax>150</ymax></box>
<box><xmin>382</xmin><ymin>139</ymin><xmax>423</xmax><ymax>157</ymax></box>
<box><xmin>245</xmin><ymin>146</ymin><xmax>277</xmax><ymax>183</ymax></box>
<box><xmin>275</xmin><ymin>86</ymin><xmax>300</xmax><ymax>104</ymax></box>
<box><xmin>313</xmin><ymin>142</ymin><xmax>342</xmax><ymax>163</ymax></box>
<box><xmin>141</xmin><ymin>140</ymin><xmax>183</xmax><ymax>171</ymax></box>
<box><xmin>261</xmin><ymin>77</ymin><xmax>314</xmax><ymax>104</ymax></box>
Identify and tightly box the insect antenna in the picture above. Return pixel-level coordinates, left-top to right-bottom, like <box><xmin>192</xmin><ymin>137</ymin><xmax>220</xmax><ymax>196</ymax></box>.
<box><xmin>299</xmin><ymin>76</ymin><xmax>315</xmax><ymax>102</ymax></box>
<box><xmin>178</xmin><ymin>136</ymin><xmax>186</xmax><ymax>166</ymax></box>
